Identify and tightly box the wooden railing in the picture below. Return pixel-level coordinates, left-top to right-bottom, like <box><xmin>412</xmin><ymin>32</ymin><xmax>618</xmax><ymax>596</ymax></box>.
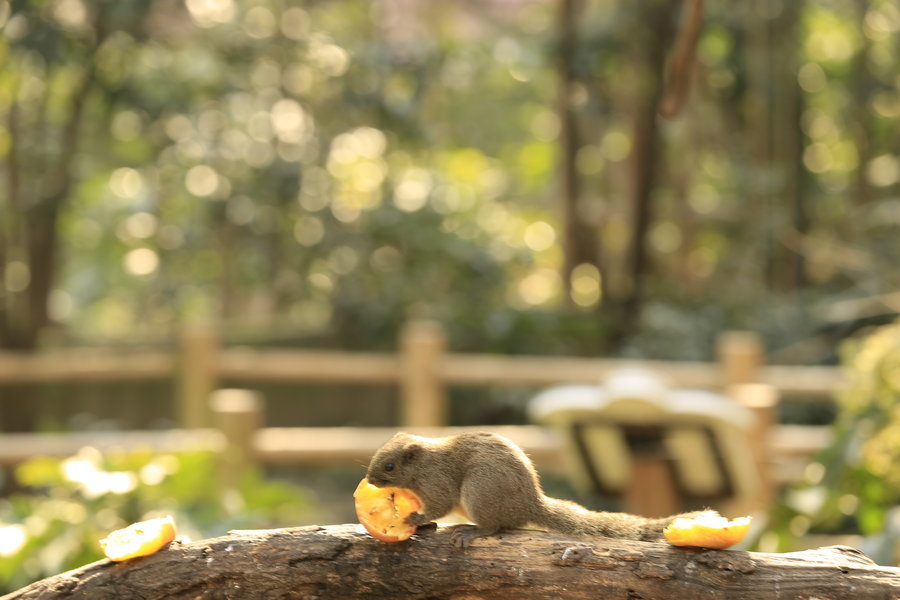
<box><xmin>0</xmin><ymin>320</ymin><xmax>842</xmax><ymax>512</ymax></box>
<box><xmin>0</xmin><ymin>321</ymin><xmax>842</xmax><ymax>429</ymax></box>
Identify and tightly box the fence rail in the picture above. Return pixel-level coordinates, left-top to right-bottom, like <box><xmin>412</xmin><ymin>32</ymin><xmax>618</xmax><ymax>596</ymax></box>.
<box><xmin>0</xmin><ymin>421</ymin><xmax>831</xmax><ymax>491</ymax></box>
<box><xmin>0</xmin><ymin>351</ymin><xmax>175</xmax><ymax>383</ymax></box>
<box><xmin>0</xmin><ymin>324</ymin><xmax>843</xmax><ymax>515</ymax></box>
<box><xmin>0</xmin><ymin>320</ymin><xmax>842</xmax><ymax>429</ymax></box>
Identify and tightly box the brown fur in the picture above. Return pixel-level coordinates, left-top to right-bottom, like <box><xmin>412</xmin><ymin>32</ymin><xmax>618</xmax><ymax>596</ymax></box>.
<box><xmin>366</xmin><ymin>431</ymin><xmax>715</xmax><ymax>547</ymax></box>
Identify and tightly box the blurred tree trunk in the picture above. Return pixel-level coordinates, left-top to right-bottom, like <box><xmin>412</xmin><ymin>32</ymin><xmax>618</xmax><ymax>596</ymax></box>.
<box><xmin>0</xmin><ymin>6</ymin><xmax>108</xmax><ymax>431</ymax></box>
<box><xmin>0</xmin><ymin>65</ymin><xmax>95</xmax><ymax>429</ymax></box>
<box><xmin>850</xmin><ymin>1</ymin><xmax>873</xmax><ymax>208</ymax></box>
<box><xmin>0</xmin><ymin>99</ymin><xmax>26</xmax><ymax>348</ymax></box>
<box><xmin>745</xmin><ymin>1</ymin><xmax>806</xmax><ymax>293</ymax></box>
<box><xmin>557</xmin><ymin>0</ymin><xmax>599</xmax><ymax>301</ymax></box>
<box><xmin>618</xmin><ymin>0</ymin><xmax>678</xmax><ymax>328</ymax></box>
<box><xmin>744</xmin><ymin>4</ymin><xmax>771</xmax><ymax>291</ymax></box>
<box><xmin>0</xmin><ymin>15</ymin><xmax>103</xmax><ymax>351</ymax></box>
<box><xmin>772</xmin><ymin>1</ymin><xmax>806</xmax><ymax>292</ymax></box>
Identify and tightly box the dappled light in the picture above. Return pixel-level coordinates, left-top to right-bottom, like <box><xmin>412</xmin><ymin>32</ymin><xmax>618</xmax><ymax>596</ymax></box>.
<box><xmin>1</xmin><ymin>0</ymin><xmax>900</xmax><ymax>594</ymax></box>
<box><xmin>21</xmin><ymin>0</ymin><xmax>891</xmax><ymax>340</ymax></box>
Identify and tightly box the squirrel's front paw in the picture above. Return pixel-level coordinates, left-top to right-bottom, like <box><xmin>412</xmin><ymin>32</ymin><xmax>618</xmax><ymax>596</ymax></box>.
<box><xmin>404</xmin><ymin>512</ymin><xmax>432</xmax><ymax>527</ymax></box>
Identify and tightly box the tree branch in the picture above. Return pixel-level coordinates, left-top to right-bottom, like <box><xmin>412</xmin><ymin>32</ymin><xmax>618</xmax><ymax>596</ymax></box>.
<box><xmin>659</xmin><ymin>0</ymin><xmax>704</xmax><ymax>118</ymax></box>
<box><xmin>4</xmin><ymin>524</ymin><xmax>899</xmax><ymax>599</ymax></box>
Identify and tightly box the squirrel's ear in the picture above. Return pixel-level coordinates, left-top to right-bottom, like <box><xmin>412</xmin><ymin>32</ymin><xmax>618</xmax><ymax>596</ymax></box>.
<box><xmin>403</xmin><ymin>442</ymin><xmax>423</xmax><ymax>463</ymax></box>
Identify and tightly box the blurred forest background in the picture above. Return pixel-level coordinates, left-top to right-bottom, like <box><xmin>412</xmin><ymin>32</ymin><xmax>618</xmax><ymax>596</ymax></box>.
<box><xmin>1</xmin><ymin>0</ymin><xmax>898</xmax><ymax>432</ymax></box>
<box><xmin>1</xmin><ymin>0</ymin><xmax>896</xmax><ymax>361</ymax></box>
<box><xmin>1</xmin><ymin>0</ymin><xmax>900</xmax><ymax>591</ymax></box>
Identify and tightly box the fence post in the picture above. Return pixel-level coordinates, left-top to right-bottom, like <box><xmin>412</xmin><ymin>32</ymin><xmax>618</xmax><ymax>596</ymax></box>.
<box><xmin>399</xmin><ymin>320</ymin><xmax>447</xmax><ymax>427</ymax></box>
<box><xmin>729</xmin><ymin>383</ymin><xmax>777</xmax><ymax>516</ymax></box>
<box><xmin>211</xmin><ymin>389</ymin><xmax>263</xmax><ymax>492</ymax></box>
<box><xmin>177</xmin><ymin>325</ymin><xmax>219</xmax><ymax>428</ymax></box>
<box><xmin>718</xmin><ymin>332</ymin><xmax>773</xmax><ymax>515</ymax></box>
<box><xmin>717</xmin><ymin>331</ymin><xmax>764</xmax><ymax>386</ymax></box>
<box><xmin>624</xmin><ymin>456</ymin><xmax>680</xmax><ymax>519</ymax></box>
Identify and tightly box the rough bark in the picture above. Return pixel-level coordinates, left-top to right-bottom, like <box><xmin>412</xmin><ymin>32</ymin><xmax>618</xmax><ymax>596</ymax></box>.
<box><xmin>4</xmin><ymin>524</ymin><xmax>900</xmax><ymax>600</ymax></box>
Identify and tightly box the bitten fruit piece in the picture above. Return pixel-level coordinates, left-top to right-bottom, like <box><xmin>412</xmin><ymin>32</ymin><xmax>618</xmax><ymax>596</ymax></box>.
<box><xmin>664</xmin><ymin>514</ymin><xmax>752</xmax><ymax>549</ymax></box>
<box><xmin>354</xmin><ymin>478</ymin><xmax>423</xmax><ymax>542</ymax></box>
<box><xmin>100</xmin><ymin>515</ymin><xmax>177</xmax><ymax>561</ymax></box>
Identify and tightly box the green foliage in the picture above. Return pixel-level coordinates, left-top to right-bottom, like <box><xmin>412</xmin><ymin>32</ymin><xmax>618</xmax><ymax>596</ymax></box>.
<box><xmin>0</xmin><ymin>448</ymin><xmax>311</xmax><ymax>594</ymax></box>
<box><xmin>767</xmin><ymin>321</ymin><xmax>900</xmax><ymax>560</ymax></box>
<box><xmin>1</xmin><ymin>0</ymin><xmax>897</xmax><ymax>358</ymax></box>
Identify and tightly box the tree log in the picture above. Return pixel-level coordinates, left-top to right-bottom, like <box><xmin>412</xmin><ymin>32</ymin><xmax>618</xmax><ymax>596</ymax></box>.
<box><xmin>4</xmin><ymin>524</ymin><xmax>900</xmax><ymax>600</ymax></box>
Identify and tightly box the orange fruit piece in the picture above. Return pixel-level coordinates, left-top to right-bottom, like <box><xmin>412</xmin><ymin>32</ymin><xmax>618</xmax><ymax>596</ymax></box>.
<box><xmin>664</xmin><ymin>514</ymin><xmax>752</xmax><ymax>549</ymax></box>
<box><xmin>353</xmin><ymin>478</ymin><xmax>423</xmax><ymax>542</ymax></box>
<box><xmin>100</xmin><ymin>516</ymin><xmax>177</xmax><ymax>561</ymax></box>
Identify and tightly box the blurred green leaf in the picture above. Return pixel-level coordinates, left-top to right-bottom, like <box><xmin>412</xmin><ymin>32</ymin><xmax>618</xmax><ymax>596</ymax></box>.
<box><xmin>15</xmin><ymin>457</ymin><xmax>64</xmax><ymax>489</ymax></box>
<box><xmin>0</xmin><ymin>449</ymin><xmax>311</xmax><ymax>594</ymax></box>
<box><xmin>768</xmin><ymin>321</ymin><xmax>900</xmax><ymax>554</ymax></box>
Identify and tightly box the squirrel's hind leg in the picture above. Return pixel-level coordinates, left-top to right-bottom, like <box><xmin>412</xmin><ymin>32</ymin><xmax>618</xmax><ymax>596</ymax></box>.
<box><xmin>448</xmin><ymin>524</ymin><xmax>500</xmax><ymax>548</ymax></box>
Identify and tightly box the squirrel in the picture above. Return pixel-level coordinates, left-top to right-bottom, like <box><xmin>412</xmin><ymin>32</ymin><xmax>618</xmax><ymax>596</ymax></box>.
<box><xmin>365</xmin><ymin>431</ymin><xmax>718</xmax><ymax>548</ymax></box>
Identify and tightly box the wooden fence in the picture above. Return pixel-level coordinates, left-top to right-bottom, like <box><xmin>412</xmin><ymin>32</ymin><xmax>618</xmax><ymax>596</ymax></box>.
<box><xmin>0</xmin><ymin>320</ymin><xmax>842</xmax><ymax>510</ymax></box>
<box><xmin>0</xmin><ymin>321</ymin><xmax>841</xmax><ymax>430</ymax></box>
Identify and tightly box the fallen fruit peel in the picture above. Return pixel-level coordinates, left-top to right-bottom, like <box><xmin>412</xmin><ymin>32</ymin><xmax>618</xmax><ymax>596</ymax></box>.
<box><xmin>663</xmin><ymin>515</ymin><xmax>752</xmax><ymax>550</ymax></box>
<box><xmin>100</xmin><ymin>515</ymin><xmax>177</xmax><ymax>561</ymax></box>
<box><xmin>664</xmin><ymin>514</ymin><xmax>752</xmax><ymax>549</ymax></box>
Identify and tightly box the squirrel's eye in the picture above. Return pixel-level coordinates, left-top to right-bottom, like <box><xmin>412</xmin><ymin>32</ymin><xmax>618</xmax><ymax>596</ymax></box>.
<box><xmin>384</xmin><ymin>463</ymin><xmax>395</xmax><ymax>472</ymax></box>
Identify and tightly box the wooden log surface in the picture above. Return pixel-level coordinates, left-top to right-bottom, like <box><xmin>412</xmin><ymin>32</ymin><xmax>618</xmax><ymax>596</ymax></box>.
<box><xmin>4</xmin><ymin>524</ymin><xmax>900</xmax><ymax>600</ymax></box>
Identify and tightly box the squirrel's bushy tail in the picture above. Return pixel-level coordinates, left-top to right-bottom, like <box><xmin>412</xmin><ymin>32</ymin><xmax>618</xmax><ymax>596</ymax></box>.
<box><xmin>534</xmin><ymin>497</ymin><xmax>717</xmax><ymax>542</ymax></box>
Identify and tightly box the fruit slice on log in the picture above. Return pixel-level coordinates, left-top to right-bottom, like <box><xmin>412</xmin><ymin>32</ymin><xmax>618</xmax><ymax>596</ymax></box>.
<box><xmin>664</xmin><ymin>514</ymin><xmax>752</xmax><ymax>549</ymax></box>
<box><xmin>100</xmin><ymin>515</ymin><xmax>177</xmax><ymax>561</ymax></box>
<box><xmin>354</xmin><ymin>478</ymin><xmax>423</xmax><ymax>542</ymax></box>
